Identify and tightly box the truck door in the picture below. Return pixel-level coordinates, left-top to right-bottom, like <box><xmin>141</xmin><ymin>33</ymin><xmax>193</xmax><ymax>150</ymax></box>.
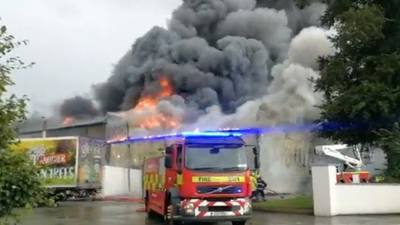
<box><xmin>165</xmin><ymin>144</ymin><xmax>184</xmax><ymax>188</ymax></box>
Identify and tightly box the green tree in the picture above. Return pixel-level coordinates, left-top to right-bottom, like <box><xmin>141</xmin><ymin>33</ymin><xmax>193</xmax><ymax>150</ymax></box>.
<box><xmin>316</xmin><ymin>1</ymin><xmax>400</xmax><ymax>177</ymax></box>
<box><xmin>376</xmin><ymin>124</ymin><xmax>400</xmax><ymax>178</ymax></box>
<box><xmin>0</xmin><ymin>21</ymin><xmax>52</xmax><ymax>224</ymax></box>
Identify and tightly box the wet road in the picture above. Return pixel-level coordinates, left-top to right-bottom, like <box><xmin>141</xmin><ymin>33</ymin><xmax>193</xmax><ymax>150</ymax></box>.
<box><xmin>20</xmin><ymin>201</ymin><xmax>400</xmax><ymax>225</ymax></box>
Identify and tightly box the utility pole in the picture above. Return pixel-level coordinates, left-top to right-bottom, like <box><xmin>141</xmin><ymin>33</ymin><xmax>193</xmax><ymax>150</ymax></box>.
<box><xmin>127</xmin><ymin>122</ymin><xmax>131</xmax><ymax>193</ymax></box>
<box><xmin>41</xmin><ymin>116</ymin><xmax>47</xmax><ymax>138</ymax></box>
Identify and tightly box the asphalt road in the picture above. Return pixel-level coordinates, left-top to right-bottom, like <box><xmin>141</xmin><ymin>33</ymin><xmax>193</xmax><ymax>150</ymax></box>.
<box><xmin>20</xmin><ymin>201</ymin><xmax>400</xmax><ymax>225</ymax></box>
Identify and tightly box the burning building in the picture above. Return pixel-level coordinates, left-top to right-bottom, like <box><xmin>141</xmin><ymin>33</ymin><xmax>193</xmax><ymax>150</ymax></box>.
<box><xmin>55</xmin><ymin>0</ymin><xmax>330</xmax><ymax>193</ymax></box>
<box><xmin>53</xmin><ymin>0</ymin><xmax>386</xmax><ymax>194</ymax></box>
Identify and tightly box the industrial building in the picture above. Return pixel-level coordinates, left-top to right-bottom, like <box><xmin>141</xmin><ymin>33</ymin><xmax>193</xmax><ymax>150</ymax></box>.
<box><xmin>17</xmin><ymin>114</ymin><xmax>388</xmax><ymax>197</ymax></box>
<box><xmin>18</xmin><ymin>116</ymin><xmax>108</xmax><ymax>139</ymax></box>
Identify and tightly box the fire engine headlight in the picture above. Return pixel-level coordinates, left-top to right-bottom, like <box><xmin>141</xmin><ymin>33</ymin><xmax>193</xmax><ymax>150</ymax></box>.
<box><xmin>183</xmin><ymin>203</ymin><xmax>195</xmax><ymax>215</ymax></box>
<box><xmin>199</xmin><ymin>206</ymin><xmax>208</xmax><ymax>211</ymax></box>
<box><xmin>232</xmin><ymin>205</ymin><xmax>241</xmax><ymax>211</ymax></box>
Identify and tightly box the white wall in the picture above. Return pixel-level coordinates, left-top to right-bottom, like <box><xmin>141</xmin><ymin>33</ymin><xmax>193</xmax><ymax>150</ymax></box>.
<box><xmin>129</xmin><ymin>169</ymin><xmax>143</xmax><ymax>197</ymax></box>
<box><xmin>336</xmin><ymin>184</ymin><xmax>400</xmax><ymax>214</ymax></box>
<box><xmin>312</xmin><ymin>165</ymin><xmax>400</xmax><ymax>216</ymax></box>
<box><xmin>102</xmin><ymin>166</ymin><xmax>142</xmax><ymax>197</ymax></box>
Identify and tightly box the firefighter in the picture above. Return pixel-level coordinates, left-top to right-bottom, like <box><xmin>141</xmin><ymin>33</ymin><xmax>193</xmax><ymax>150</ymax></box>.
<box><xmin>255</xmin><ymin>176</ymin><xmax>267</xmax><ymax>201</ymax></box>
<box><xmin>250</xmin><ymin>171</ymin><xmax>258</xmax><ymax>192</ymax></box>
<box><xmin>251</xmin><ymin>171</ymin><xmax>266</xmax><ymax>201</ymax></box>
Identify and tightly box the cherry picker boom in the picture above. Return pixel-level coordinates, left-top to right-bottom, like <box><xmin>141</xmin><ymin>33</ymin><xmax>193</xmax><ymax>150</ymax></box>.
<box><xmin>315</xmin><ymin>144</ymin><xmax>369</xmax><ymax>183</ymax></box>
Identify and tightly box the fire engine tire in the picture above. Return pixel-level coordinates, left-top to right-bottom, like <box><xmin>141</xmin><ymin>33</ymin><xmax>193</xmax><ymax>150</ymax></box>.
<box><xmin>232</xmin><ymin>221</ymin><xmax>246</xmax><ymax>225</ymax></box>
<box><xmin>165</xmin><ymin>204</ymin><xmax>181</xmax><ymax>225</ymax></box>
<box><xmin>146</xmin><ymin>209</ymin><xmax>157</xmax><ymax>219</ymax></box>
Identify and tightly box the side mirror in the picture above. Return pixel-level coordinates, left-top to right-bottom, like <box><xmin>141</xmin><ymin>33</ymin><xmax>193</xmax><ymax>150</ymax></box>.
<box><xmin>210</xmin><ymin>148</ymin><xmax>220</xmax><ymax>154</ymax></box>
<box><xmin>165</xmin><ymin>155</ymin><xmax>173</xmax><ymax>169</ymax></box>
<box><xmin>255</xmin><ymin>159</ymin><xmax>260</xmax><ymax>170</ymax></box>
<box><xmin>176</xmin><ymin>144</ymin><xmax>183</xmax><ymax>173</ymax></box>
<box><xmin>166</xmin><ymin>146</ymin><xmax>173</xmax><ymax>155</ymax></box>
<box><xmin>252</xmin><ymin>147</ymin><xmax>258</xmax><ymax>155</ymax></box>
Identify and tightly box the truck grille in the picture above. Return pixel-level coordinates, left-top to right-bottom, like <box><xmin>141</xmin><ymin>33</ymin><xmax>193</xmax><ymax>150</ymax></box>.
<box><xmin>196</xmin><ymin>186</ymin><xmax>242</xmax><ymax>194</ymax></box>
<box><xmin>199</xmin><ymin>205</ymin><xmax>240</xmax><ymax>212</ymax></box>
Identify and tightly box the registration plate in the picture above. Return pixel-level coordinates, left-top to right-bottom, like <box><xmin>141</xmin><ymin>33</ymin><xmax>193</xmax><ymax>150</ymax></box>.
<box><xmin>209</xmin><ymin>211</ymin><xmax>228</xmax><ymax>217</ymax></box>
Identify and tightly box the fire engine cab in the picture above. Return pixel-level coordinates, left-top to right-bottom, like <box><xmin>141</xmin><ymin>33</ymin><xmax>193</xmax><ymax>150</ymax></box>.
<box><xmin>142</xmin><ymin>131</ymin><xmax>257</xmax><ymax>225</ymax></box>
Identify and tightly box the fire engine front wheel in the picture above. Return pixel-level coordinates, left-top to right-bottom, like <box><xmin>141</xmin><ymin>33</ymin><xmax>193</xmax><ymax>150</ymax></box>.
<box><xmin>165</xmin><ymin>204</ymin><xmax>181</xmax><ymax>225</ymax></box>
<box><xmin>232</xmin><ymin>221</ymin><xmax>246</xmax><ymax>225</ymax></box>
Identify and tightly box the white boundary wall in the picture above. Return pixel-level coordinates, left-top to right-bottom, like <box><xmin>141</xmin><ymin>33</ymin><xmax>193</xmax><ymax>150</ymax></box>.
<box><xmin>312</xmin><ymin>165</ymin><xmax>400</xmax><ymax>216</ymax></box>
<box><xmin>102</xmin><ymin>166</ymin><xmax>142</xmax><ymax>197</ymax></box>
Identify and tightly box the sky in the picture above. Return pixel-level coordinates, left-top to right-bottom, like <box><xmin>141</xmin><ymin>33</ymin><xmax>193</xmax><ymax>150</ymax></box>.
<box><xmin>0</xmin><ymin>0</ymin><xmax>181</xmax><ymax>116</ymax></box>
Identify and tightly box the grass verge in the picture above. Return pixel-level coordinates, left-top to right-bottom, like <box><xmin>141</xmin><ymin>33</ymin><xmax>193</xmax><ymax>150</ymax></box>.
<box><xmin>252</xmin><ymin>195</ymin><xmax>313</xmax><ymax>214</ymax></box>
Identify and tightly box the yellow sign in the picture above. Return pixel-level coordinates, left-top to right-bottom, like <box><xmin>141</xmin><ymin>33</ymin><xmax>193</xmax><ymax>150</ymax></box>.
<box><xmin>11</xmin><ymin>138</ymin><xmax>78</xmax><ymax>186</ymax></box>
<box><xmin>192</xmin><ymin>176</ymin><xmax>245</xmax><ymax>183</ymax></box>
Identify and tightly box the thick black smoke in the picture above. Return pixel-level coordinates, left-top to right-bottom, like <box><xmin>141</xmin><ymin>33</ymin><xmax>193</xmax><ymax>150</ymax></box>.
<box><xmin>61</xmin><ymin>0</ymin><xmax>326</xmax><ymax>120</ymax></box>
<box><xmin>96</xmin><ymin>0</ymin><xmax>279</xmax><ymax>115</ymax></box>
<box><xmin>60</xmin><ymin>96</ymin><xmax>99</xmax><ymax>119</ymax></box>
<box><xmin>95</xmin><ymin>27</ymin><xmax>272</xmax><ymax>114</ymax></box>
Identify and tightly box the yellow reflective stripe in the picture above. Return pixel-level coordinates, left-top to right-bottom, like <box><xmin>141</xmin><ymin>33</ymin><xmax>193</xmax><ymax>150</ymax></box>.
<box><xmin>159</xmin><ymin>176</ymin><xmax>165</xmax><ymax>187</ymax></box>
<box><xmin>176</xmin><ymin>174</ymin><xmax>183</xmax><ymax>186</ymax></box>
<box><xmin>250</xmin><ymin>176</ymin><xmax>257</xmax><ymax>191</ymax></box>
<box><xmin>154</xmin><ymin>174</ymin><xmax>158</xmax><ymax>184</ymax></box>
<box><xmin>144</xmin><ymin>174</ymin><xmax>165</xmax><ymax>191</ymax></box>
<box><xmin>192</xmin><ymin>176</ymin><xmax>245</xmax><ymax>183</ymax></box>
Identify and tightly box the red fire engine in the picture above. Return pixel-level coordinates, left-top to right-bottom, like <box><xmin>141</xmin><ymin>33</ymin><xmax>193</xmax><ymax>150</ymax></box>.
<box><xmin>142</xmin><ymin>131</ymin><xmax>258</xmax><ymax>225</ymax></box>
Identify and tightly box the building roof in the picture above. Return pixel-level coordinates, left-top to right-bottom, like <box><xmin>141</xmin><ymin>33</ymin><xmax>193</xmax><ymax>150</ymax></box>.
<box><xmin>18</xmin><ymin>115</ymin><xmax>108</xmax><ymax>134</ymax></box>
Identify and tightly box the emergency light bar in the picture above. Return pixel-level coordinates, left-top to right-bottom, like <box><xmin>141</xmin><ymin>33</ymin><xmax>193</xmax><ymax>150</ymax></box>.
<box><xmin>181</xmin><ymin>131</ymin><xmax>242</xmax><ymax>137</ymax></box>
<box><xmin>108</xmin><ymin>131</ymin><xmax>243</xmax><ymax>144</ymax></box>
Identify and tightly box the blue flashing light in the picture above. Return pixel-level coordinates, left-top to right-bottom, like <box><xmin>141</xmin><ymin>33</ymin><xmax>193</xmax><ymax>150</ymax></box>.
<box><xmin>109</xmin><ymin>131</ymin><xmax>243</xmax><ymax>144</ymax></box>
<box><xmin>181</xmin><ymin>131</ymin><xmax>242</xmax><ymax>137</ymax></box>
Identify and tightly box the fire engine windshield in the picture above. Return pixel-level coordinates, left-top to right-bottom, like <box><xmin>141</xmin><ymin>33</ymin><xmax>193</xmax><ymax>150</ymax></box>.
<box><xmin>185</xmin><ymin>145</ymin><xmax>248</xmax><ymax>172</ymax></box>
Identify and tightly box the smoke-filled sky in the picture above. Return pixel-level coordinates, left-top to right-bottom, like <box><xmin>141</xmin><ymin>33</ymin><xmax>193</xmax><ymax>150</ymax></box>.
<box><xmin>2</xmin><ymin>0</ymin><xmax>329</xmax><ymax>128</ymax></box>
<box><xmin>89</xmin><ymin>0</ymin><xmax>328</xmax><ymax>132</ymax></box>
<box><xmin>0</xmin><ymin>0</ymin><xmax>181</xmax><ymax>116</ymax></box>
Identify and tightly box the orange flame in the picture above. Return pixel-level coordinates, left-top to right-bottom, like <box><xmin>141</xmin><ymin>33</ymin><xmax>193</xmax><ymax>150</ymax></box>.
<box><xmin>132</xmin><ymin>76</ymin><xmax>180</xmax><ymax>130</ymax></box>
<box><xmin>63</xmin><ymin>117</ymin><xmax>74</xmax><ymax>126</ymax></box>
